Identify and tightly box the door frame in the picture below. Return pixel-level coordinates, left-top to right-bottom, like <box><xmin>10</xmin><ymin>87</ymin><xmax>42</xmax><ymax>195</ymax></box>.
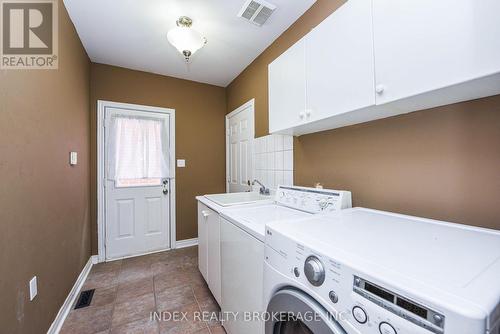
<box><xmin>97</xmin><ymin>100</ymin><xmax>176</xmax><ymax>263</ymax></box>
<box><xmin>225</xmin><ymin>98</ymin><xmax>255</xmax><ymax>193</ymax></box>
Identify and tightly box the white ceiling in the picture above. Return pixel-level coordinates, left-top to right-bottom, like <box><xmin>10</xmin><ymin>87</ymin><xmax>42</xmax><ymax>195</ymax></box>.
<box><xmin>64</xmin><ymin>0</ymin><xmax>316</xmax><ymax>87</ymax></box>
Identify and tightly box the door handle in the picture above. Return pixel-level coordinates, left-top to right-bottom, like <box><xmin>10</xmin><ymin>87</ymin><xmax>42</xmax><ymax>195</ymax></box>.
<box><xmin>162</xmin><ymin>179</ymin><xmax>169</xmax><ymax>195</ymax></box>
<box><xmin>202</xmin><ymin>210</ymin><xmax>210</xmax><ymax>218</ymax></box>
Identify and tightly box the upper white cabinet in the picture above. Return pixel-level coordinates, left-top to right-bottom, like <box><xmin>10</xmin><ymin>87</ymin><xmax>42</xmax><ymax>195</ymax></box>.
<box><xmin>305</xmin><ymin>0</ymin><xmax>375</xmax><ymax>123</ymax></box>
<box><xmin>268</xmin><ymin>38</ymin><xmax>306</xmax><ymax>133</ymax></box>
<box><xmin>373</xmin><ymin>0</ymin><xmax>500</xmax><ymax>105</ymax></box>
<box><xmin>268</xmin><ymin>0</ymin><xmax>500</xmax><ymax>136</ymax></box>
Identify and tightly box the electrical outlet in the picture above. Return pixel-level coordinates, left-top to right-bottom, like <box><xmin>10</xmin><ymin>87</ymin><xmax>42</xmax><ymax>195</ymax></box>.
<box><xmin>29</xmin><ymin>276</ymin><xmax>37</xmax><ymax>301</ymax></box>
<box><xmin>176</xmin><ymin>159</ymin><xmax>186</xmax><ymax>168</ymax></box>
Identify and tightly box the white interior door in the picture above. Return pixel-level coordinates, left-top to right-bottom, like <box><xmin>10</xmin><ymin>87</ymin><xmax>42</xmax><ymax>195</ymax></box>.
<box><xmin>226</xmin><ymin>101</ymin><xmax>254</xmax><ymax>193</ymax></box>
<box><xmin>104</xmin><ymin>107</ymin><xmax>172</xmax><ymax>260</ymax></box>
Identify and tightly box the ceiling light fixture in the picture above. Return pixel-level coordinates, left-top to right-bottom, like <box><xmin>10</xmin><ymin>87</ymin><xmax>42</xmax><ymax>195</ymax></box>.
<box><xmin>167</xmin><ymin>16</ymin><xmax>207</xmax><ymax>63</ymax></box>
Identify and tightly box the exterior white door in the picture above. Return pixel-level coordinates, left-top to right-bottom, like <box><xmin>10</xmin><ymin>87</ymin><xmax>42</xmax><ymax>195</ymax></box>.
<box><xmin>226</xmin><ymin>100</ymin><xmax>254</xmax><ymax>193</ymax></box>
<box><xmin>104</xmin><ymin>106</ymin><xmax>172</xmax><ymax>260</ymax></box>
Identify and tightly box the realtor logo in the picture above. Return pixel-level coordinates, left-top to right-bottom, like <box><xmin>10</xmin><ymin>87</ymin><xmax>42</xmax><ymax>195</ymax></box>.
<box><xmin>1</xmin><ymin>0</ymin><xmax>58</xmax><ymax>69</ymax></box>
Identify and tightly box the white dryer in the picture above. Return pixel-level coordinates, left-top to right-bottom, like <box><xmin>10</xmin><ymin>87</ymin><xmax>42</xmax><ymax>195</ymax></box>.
<box><xmin>264</xmin><ymin>208</ymin><xmax>500</xmax><ymax>334</ymax></box>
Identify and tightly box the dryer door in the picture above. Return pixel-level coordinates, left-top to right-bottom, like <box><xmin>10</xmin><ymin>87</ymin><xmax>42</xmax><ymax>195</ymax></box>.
<box><xmin>266</xmin><ymin>288</ymin><xmax>347</xmax><ymax>334</ymax></box>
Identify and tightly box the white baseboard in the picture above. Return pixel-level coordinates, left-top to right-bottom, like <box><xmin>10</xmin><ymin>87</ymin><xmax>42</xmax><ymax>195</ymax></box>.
<box><xmin>175</xmin><ymin>238</ymin><xmax>198</xmax><ymax>249</ymax></box>
<box><xmin>47</xmin><ymin>255</ymin><xmax>97</xmax><ymax>334</ymax></box>
<box><xmin>90</xmin><ymin>255</ymin><xmax>99</xmax><ymax>264</ymax></box>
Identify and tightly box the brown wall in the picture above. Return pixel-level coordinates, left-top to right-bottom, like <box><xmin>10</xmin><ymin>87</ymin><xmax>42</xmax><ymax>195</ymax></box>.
<box><xmin>295</xmin><ymin>97</ymin><xmax>500</xmax><ymax>230</ymax></box>
<box><xmin>0</xmin><ymin>1</ymin><xmax>91</xmax><ymax>333</ymax></box>
<box><xmin>90</xmin><ymin>63</ymin><xmax>227</xmax><ymax>252</ymax></box>
<box><xmin>226</xmin><ymin>0</ymin><xmax>500</xmax><ymax>230</ymax></box>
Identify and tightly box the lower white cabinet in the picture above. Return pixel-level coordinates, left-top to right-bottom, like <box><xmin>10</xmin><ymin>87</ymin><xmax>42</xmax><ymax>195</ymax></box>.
<box><xmin>207</xmin><ymin>208</ymin><xmax>221</xmax><ymax>305</ymax></box>
<box><xmin>197</xmin><ymin>202</ymin><xmax>221</xmax><ymax>304</ymax></box>
<box><xmin>197</xmin><ymin>202</ymin><xmax>209</xmax><ymax>281</ymax></box>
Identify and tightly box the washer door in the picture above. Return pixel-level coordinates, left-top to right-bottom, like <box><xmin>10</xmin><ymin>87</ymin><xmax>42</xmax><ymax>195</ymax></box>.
<box><xmin>266</xmin><ymin>288</ymin><xmax>347</xmax><ymax>334</ymax></box>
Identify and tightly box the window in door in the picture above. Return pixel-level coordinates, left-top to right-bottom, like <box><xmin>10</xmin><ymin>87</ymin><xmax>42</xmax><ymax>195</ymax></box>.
<box><xmin>107</xmin><ymin>115</ymin><xmax>169</xmax><ymax>187</ymax></box>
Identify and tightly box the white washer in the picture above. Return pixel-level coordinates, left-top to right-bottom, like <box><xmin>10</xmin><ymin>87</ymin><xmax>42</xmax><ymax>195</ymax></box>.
<box><xmin>220</xmin><ymin>186</ymin><xmax>352</xmax><ymax>334</ymax></box>
<box><xmin>264</xmin><ymin>208</ymin><xmax>500</xmax><ymax>334</ymax></box>
<box><xmin>196</xmin><ymin>192</ymin><xmax>274</xmax><ymax>304</ymax></box>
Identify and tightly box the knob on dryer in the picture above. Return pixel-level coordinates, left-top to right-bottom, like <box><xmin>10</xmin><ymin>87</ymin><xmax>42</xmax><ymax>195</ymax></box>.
<box><xmin>379</xmin><ymin>322</ymin><xmax>397</xmax><ymax>334</ymax></box>
<box><xmin>304</xmin><ymin>256</ymin><xmax>325</xmax><ymax>286</ymax></box>
<box><xmin>352</xmin><ymin>306</ymin><xmax>368</xmax><ymax>324</ymax></box>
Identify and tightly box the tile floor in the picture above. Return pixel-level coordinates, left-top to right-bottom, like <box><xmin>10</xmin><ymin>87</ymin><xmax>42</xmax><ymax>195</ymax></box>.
<box><xmin>61</xmin><ymin>246</ymin><xmax>226</xmax><ymax>334</ymax></box>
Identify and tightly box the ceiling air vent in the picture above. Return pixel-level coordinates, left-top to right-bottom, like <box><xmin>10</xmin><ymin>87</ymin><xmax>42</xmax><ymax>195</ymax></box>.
<box><xmin>238</xmin><ymin>0</ymin><xmax>276</xmax><ymax>26</ymax></box>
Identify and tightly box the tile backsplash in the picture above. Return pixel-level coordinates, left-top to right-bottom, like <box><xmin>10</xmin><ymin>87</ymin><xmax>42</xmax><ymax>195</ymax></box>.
<box><xmin>253</xmin><ymin>134</ymin><xmax>294</xmax><ymax>190</ymax></box>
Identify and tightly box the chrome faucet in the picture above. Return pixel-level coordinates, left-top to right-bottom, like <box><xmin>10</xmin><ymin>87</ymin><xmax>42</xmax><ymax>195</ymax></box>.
<box><xmin>252</xmin><ymin>179</ymin><xmax>270</xmax><ymax>195</ymax></box>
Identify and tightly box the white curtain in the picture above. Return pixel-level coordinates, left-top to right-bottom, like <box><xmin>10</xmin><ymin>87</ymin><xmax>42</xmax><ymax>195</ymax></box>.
<box><xmin>107</xmin><ymin>115</ymin><xmax>169</xmax><ymax>181</ymax></box>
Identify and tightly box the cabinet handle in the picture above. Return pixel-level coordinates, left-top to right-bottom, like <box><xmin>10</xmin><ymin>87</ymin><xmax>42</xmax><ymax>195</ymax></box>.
<box><xmin>376</xmin><ymin>84</ymin><xmax>385</xmax><ymax>94</ymax></box>
<box><xmin>305</xmin><ymin>109</ymin><xmax>312</xmax><ymax>117</ymax></box>
<box><xmin>299</xmin><ymin>111</ymin><xmax>305</xmax><ymax>119</ymax></box>
<box><xmin>202</xmin><ymin>210</ymin><xmax>210</xmax><ymax>218</ymax></box>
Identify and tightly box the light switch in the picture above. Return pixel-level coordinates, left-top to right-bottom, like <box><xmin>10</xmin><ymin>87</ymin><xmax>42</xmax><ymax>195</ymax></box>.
<box><xmin>70</xmin><ymin>152</ymin><xmax>78</xmax><ymax>165</ymax></box>
<box><xmin>177</xmin><ymin>159</ymin><xmax>186</xmax><ymax>168</ymax></box>
<box><xmin>29</xmin><ymin>276</ymin><xmax>37</xmax><ymax>301</ymax></box>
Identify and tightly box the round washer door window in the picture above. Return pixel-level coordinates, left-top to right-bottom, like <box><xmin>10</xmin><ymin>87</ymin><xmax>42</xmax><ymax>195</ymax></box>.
<box><xmin>265</xmin><ymin>288</ymin><xmax>347</xmax><ymax>334</ymax></box>
<box><xmin>273</xmin><ymin>319</ymin><xmax>314</xmax><ymax>334</ymax></box>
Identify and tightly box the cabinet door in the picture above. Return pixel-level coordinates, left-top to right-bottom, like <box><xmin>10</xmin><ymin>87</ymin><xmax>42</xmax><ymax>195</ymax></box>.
<box><xmin>207</xmin><ymin>212</ymin><xmax>221</xmax><ymax>305</ymax></box>
<box><xmin>306</xmin><ymin>0</ymin><xmax>375</xmax><ymax>122</ymax></box>
<box><xmin>373</xmin><ymin>0</ymin><xmax>500</xmax><ymax>105</ymax></box>
<box><xmin>268</xmin><ymin>38</ymin><xmax>306</xmax><ymax>133</ymax></box>
<box><xmin>197</xmin><ymin>202</ymin><xmax>209</xmax><ymax>281</ymax></box>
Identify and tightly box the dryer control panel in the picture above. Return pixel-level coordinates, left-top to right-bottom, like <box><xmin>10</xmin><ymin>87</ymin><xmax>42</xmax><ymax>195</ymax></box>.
<box><xmin>274</xmin><ymin>185</ymin><xmax>352</xmax><ymax>213</ymax></box>
<box><xmin>264</xmin><ymin>226</ymin><xmax>456</xmax><ymax>334</ymax></box>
